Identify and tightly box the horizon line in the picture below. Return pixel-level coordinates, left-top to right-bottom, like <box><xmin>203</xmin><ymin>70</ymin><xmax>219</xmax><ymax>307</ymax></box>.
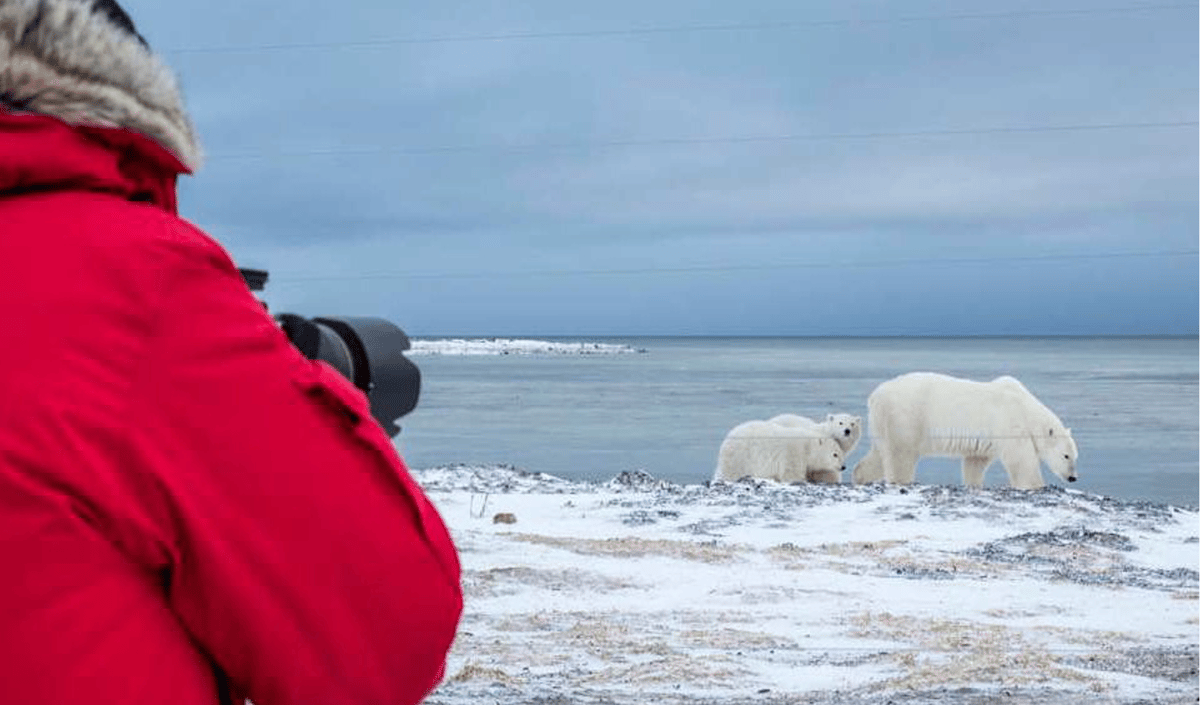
<box><xmin>410</xmin><ymin>333</ymin><xmax>1199</xmax><ymax>340</ymax></box>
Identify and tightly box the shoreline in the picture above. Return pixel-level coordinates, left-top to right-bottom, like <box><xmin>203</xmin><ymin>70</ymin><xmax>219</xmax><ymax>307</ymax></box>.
<box><xmin>416</xmin><ymin>463</ymin><xmax>1200</xmax><ymax>512</ymax></box>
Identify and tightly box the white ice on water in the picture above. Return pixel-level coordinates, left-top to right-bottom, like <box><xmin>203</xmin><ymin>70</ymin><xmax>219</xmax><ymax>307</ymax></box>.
<box><xmin>408</xmin><ymin>338</ymin><xmax>644</xmax><ymax>356</ymax></box>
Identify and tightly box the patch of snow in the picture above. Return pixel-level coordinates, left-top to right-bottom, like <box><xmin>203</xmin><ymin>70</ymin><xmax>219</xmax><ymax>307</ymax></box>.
<box><xmin>413</xmin><ymin>465</ymin><xmax>1200</xmax><ymax>705</ymax></box>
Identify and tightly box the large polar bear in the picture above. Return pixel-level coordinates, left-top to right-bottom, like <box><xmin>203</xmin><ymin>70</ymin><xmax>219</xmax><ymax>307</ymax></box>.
<box><xmin>851</xmin><ymin>372</ymin><xmax>1079</xmax><ymax>490</ymax></box>
<box><xmin>714</xmin><ymin>419</ymin><xmax>846</xmax><ymax>484</ymax></box>
<box><xmin>769</xmin><ymin>413</ymin><xmax>862</xmax><ymax>455</ymax></box>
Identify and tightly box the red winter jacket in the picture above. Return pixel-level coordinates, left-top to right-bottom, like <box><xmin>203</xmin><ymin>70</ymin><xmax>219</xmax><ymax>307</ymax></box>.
<box><xmin>0</xmin><ymin>110</ymin><xmax>463</xmax><ymax>704</ymax></box>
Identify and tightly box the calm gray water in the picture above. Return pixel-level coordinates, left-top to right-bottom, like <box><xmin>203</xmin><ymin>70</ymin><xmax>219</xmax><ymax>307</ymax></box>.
<box><xmin>396</xmin><ymin>337</ymin><xmax>1199</xmax><ymax>507</ymax></box>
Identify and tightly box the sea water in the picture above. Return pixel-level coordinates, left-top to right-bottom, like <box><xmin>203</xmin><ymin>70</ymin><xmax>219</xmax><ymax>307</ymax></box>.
<box><xmin>396</xmin><ymin>337</ymin><xmax>1198</xmax><ymax>507</ymax></box>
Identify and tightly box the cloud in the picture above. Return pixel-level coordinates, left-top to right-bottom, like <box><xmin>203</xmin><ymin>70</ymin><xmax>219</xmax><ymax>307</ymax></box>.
<box><xmin>126</xmin><ymin>0</ymin><xmax>1197</xmax><ymax>335</ymax></box>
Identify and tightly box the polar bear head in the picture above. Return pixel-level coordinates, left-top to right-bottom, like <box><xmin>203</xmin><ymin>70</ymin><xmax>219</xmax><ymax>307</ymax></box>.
<box><xmin>1035</xmin><ymin>427</ymin><xmax>1079</xmax><ymax>483</ymax></box>
<box><xmin>826</xmin><ymin>413</ymin><xmax>862</xmax><ymax>452</ymax></box>
<box><xmin>808</xmin><ymin>437</ymin><xmax>846</xmax><ymax>474</ymax></box>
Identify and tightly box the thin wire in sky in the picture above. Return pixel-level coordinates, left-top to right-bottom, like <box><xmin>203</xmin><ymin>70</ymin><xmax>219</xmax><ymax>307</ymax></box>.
<box><xmin>206</xmin><ymin>120</ymin><xmax>1199</xmax><ymax>162</ymax></box>
<box><xmin>265</xmin><ymin>250</ymin><xmax>1200</xmax><ymax>284</ymax></box>
<box><xmin>167</xmin><ymin>4</ymin><xmax>1197</xmax><ymax>54</ymax></box>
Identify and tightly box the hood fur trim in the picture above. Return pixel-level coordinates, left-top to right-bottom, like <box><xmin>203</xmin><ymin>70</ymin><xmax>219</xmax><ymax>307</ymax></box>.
<box><xmin>0</xmin><ymin>0</ymin><xmax>202</xmax><ymax>170</ymax></box>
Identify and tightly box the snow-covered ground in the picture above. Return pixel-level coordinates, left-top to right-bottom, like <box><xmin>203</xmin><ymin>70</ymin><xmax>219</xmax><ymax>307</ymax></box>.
<box><xmin>408</xmin><ymin>338</ymin><xmax>645</xmax><ymax>356</ymax></box>
<box><xmin>414</xmin><ymin>465</ymin><xmax>1199</xmax><ymax>705</ymax></box>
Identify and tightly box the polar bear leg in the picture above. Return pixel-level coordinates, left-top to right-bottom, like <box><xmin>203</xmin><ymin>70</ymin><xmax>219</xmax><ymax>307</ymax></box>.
<box><xmin>882</xmin><ymin>448</ymin><xmax>919</xmax><ymax>485</ymax></box>
<box><xmin>961</xmin><ymin>457</ymin><xmax>991</xmax><ymax>487</ymax></box>
<box><xmin>852</xmin><ymin>447</ymin><xmax>884</xmax><ymax>484</ymax></box>
<box><xmin>761</xmin><ymin>436</ymin><xmax>792</xmax><ymax>482</ymax></box>
<box><xmin>1000</xmin><ymin>442</ymin><xmax>1044</xmax><ymax>489</ymax></box>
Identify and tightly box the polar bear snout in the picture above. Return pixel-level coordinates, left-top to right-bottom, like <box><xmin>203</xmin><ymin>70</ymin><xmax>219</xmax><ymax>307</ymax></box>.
<box><xmin>842</xmin><ymin>428</ymin><xmax>852</xmax><ymax>437</ymax></box>
<box><xmin>1061</xmin><ymin>453</ymin><xmax>1078</xmax><ymax>483</ymax></box>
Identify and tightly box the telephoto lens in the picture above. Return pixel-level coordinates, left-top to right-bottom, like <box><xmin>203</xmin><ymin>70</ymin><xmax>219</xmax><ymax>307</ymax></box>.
<box><xmin>240</xmin><ymin>269</ymin><xmax>421</xmax><ymax>437</ymax></box>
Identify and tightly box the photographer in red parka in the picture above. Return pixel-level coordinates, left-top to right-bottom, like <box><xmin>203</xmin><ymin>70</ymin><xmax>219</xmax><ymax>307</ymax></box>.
<box><xmin>0</xmin><ymin>1</ymin><xmax>463</xmax><ymax>703</ymax></box>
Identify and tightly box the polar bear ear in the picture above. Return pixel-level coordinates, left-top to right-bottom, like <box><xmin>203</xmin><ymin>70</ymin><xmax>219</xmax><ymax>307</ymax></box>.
<box><xmin>826</xmin><ymin>414</ymin><xmax>835</xmax><ymax>422</ymax></box>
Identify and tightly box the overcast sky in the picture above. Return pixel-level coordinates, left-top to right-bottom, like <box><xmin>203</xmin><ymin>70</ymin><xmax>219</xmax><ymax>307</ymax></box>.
<box><xmin>124</xmin><ymin>1</ymin><xmax>1197</xmax><ymax>336</ymax></box>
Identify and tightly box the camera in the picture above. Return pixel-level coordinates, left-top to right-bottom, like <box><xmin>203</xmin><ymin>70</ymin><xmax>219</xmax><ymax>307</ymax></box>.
<box><xmin>239</xmin><ymin>268</ymin><xmax>421</xmax><ymax>438</ymax></box>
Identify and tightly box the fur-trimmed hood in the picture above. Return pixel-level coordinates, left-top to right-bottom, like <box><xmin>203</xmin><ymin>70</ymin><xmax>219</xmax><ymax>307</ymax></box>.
<box><xmin>0</xmin><ymin>0</ymin><xmax>201</xmax><ymax>171</ymax></box>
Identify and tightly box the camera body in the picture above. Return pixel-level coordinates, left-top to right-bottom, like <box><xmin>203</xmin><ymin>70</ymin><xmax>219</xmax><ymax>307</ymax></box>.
<box><xmin>240</xmin><ymin>268</ymin><xmax>421</xmax><ymax>438</ymax></box>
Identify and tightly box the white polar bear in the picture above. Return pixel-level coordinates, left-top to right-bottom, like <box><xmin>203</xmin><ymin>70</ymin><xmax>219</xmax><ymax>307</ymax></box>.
<box><xmin>851</xmin><ymin>372</ymin><xmax>1079</xmax><ymax>490</ymax></box>
<box><xmin>714</xmin><ymin>419</ymin><xmax>846</xmax><ymax>484</ymax></box>
<box><xmin>769</xmin><ymin>413</ymin><xmax>863</xmax><ymax>456</ymax></box>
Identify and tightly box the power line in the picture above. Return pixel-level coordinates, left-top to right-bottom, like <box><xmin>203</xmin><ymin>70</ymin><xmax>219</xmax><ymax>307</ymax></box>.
<box><xmin>265</xmin><ymin>249</ymin><xmax>1199</xmax><ymax>284</ymax></box>
<box><xmin>207</xmin><ymin>120</ymin><xmax>1199</xmax><ymax>162</ymax></box>
<box><xmin>168</xmin><ymin>4</ymin><xmax>1197</xmax><ymax>55</ymax></box>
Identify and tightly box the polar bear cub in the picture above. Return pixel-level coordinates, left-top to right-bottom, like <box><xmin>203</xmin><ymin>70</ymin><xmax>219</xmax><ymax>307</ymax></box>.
<box><xmin>851</xmin><ymin>372</ymin><xmax>1078</xmax><ymax>490</ymax></box>
<box><xmin>714</xmin><ymin>419</ymin><xmax>846</xmax><ymax>484</ymax></box>
<box><xmin>769</xmin><ymin>413</ymin><xmax>862</xmax><ymax>456</ymax></box>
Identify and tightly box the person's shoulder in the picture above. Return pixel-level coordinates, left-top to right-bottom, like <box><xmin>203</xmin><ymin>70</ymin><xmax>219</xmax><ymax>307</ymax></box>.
<box><xmin>87</xmin><ymin>193</ymin><xmax>213</xmax><ymax>243</ymax></box>
<box><xmin>3</xmin><ymin>189</ymin><xmax>231</xmax><ymax>279</ymax></box>
<box><xmin>36</xmin><ymin>190</ymin><xmax>244</xmax><ymax>307</ymax></box>
<box><xmin>62</xmin><ymin>191</ymin><xmax>234</xmax><ymax>271</ymax></box>
<box><xmin>16</xmin><ymin>190</ymin><xmax>201</xmax><ymax>247</ymax></box>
